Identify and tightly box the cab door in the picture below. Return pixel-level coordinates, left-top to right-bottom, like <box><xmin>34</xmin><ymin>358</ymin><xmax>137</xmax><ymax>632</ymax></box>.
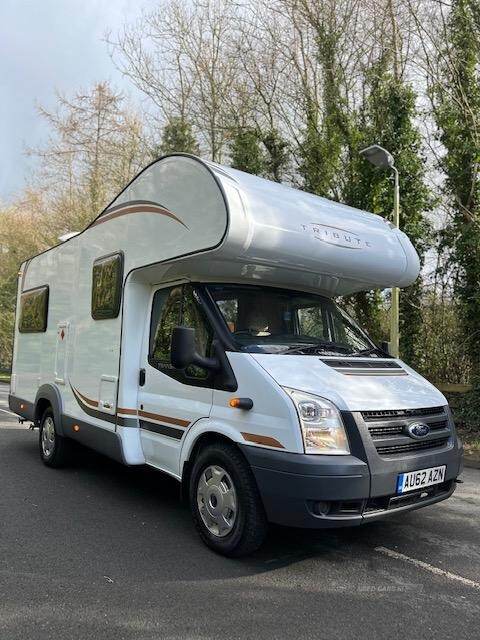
<box><xmin>138</xmin><ymin>284</ymin><xmax>214</xmax><ymax>477</ymax></box>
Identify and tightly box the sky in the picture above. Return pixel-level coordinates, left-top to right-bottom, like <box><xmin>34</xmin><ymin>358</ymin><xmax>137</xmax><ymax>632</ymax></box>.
<box><xmin>0</xmin><ymin>0</ymin><xmax>154</xmax><ymax>202</ymax></box>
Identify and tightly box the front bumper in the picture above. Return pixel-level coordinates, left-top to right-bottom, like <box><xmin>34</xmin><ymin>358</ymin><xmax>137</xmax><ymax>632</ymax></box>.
<box><xmin>239</xmin><ymin>412</ymin><xmax>463</xmax><ymax>528</ymax></box>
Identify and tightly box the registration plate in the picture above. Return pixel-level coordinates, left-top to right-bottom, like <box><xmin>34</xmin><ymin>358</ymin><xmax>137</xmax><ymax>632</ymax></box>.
<box><xmin>396</xmin><ymin>465</ymin><xmax>446</xmax><ymax>494</ymax></box>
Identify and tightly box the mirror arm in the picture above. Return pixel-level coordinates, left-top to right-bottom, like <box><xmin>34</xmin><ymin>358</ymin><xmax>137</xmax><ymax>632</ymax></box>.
<box><xmin>191</xmin><ymin>352</ymin><xmax>221</xmax><ymax>371</ymax></box>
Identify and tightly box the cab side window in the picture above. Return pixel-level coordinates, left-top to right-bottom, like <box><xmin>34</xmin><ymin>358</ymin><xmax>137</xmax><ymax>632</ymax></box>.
<box><xmin>149</xmin><ymin>285</ymin><xmax>213</xmax><ymax>383</ymax></box>
<box><xmin>150</xmin><ymin>287</ymin><xmax>183</xmax><ymax>366</ymax></box>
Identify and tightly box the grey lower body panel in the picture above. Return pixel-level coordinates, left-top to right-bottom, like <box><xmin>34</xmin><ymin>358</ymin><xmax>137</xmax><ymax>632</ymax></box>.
<box><xmin>62</xmin><ymin>415</ymin><xmax>126</xmax><ymax>465</ymax></box>
<box><xmin>8</xmin><ymin>395</ymin><xmax>34</xmax><ymax>421</ymax></box>
<box><xmin>240</xmin><ymin>444</ymin><xmax>462</xmax><ymax>529</ymax></box>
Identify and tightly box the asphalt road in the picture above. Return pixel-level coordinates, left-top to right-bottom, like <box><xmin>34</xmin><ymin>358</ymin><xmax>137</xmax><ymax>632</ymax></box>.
<box><xmin>0</xmin><ymin>382</ymin><xmax>479</xmax><ymax>640</ymax></box>
<box><xmin>0</xmin><ymin>382</ymin><xmax>17</xmax><ymax>427</ymax></box>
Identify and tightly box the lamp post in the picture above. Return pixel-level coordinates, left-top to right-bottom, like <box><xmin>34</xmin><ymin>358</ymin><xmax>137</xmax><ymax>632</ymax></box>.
<box><xmin>359</xmin><ymin>144</ymin><xmax>400</xmax><ymax>358</ymax></box>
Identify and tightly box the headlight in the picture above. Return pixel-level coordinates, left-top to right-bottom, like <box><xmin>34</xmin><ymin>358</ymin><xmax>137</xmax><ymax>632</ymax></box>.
<box><xmin>284</xmin><ymin>388</ymin><xmax>350</xmax><ymax>455</ymax></box>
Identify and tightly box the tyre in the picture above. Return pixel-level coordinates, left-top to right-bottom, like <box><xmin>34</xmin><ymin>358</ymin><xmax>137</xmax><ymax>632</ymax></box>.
<box><xmin>189</xmin><ymin>441</ymin><xmax>268</xmax><ymax>557</ymax></box>
<box><xmin>39</xmin><ymin>408</ymin><xmax>72</xmax><ymax>468</ymax></box>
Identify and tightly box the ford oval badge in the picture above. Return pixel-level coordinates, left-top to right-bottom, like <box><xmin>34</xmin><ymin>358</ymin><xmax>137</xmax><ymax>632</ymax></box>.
<box><xmin>407</xmin><ymin>422</ymin><xmax>430</xmax><ymax>439</ymax></box>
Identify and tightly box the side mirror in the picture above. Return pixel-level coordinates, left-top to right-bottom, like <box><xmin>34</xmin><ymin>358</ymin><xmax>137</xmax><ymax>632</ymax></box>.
<box><xmin>171</xmin><ymin>326</ymin><xmax>220</xmax><ymax>371</ymax></box>
<box><xmin>380</xmin><ymin>341</ymin><xmax>391</xmax><ymax>355</ymax></box>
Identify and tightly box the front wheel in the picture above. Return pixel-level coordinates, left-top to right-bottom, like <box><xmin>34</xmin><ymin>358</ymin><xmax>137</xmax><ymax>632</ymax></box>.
<box><xmin>189</xmin><ymin>442</ymin><xmax>268</xmax><ymax>557</ymax></box>
<box><xmin>39</xmin><ymin>408</ymin><xmax>72</xmax><ymax>468</ymax></box>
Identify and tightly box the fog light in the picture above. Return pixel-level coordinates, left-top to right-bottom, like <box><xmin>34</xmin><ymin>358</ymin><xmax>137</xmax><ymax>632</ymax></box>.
<box><xmin>313</xmin><ymin>500</ymin><xmax>330</xmax><ymax>516</ymax></box>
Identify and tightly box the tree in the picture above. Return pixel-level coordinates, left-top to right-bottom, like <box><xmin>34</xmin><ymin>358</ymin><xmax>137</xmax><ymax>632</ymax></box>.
<box><xmin>111</xmin><ymin>0</ymin><xmax>241</xmax><ymax>162</ymax></box>
<box><xmin>433</xmin><ymin>0</ymin><xmax>480</xmax><ymax>421</ymax></box>
<box><xmin>229</xmin><ymin>128</ymin><xmax>267</xmax><ymax>175</ymax></box>
<box><xmin>296</xmin><ymin>13</ymin><xmax>351</xmax><ymax>199</ymax></box>
<box><xmin>157</xmin><ymin>117</ymin><xmax>199</xmax><ymax>156</ymax></box>
<box><xmin>345</xmin><ymin>60</ymin><xmax>432</xmax><ymax>364</ymax></box>
<box><xmin>0</xmin><ymin>192</ymin><xmax>51</xmax><ymax>370</ymax></box>
<box><xmin>0</xmin><ymin>83</ymin><xmax>149</xmax><ymax>371</ymax></box>
<box><xmin>29</xmin><ymin>81</ymin><xmax>149</xmax><ymax>235</ymax></box>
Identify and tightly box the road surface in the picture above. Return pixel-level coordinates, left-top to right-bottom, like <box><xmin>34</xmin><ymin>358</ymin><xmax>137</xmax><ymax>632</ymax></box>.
<box><xmin>0</xmin><ymin>382</ymin><xmax>478</xmax><ymax>639</ymax></box>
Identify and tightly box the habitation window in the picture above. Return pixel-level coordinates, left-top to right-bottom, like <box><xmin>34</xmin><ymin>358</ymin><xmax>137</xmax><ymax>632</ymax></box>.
<box><xmin>19</xmin><ymin>286</ymin><xmax>49</xmax><ymax>333</ymax></box>
<box><xmin>91</xmin><ymin>252</ymin><xmax>123</xmax><ymax>320</ymax></box>
<box><xmin>149</xmin><ymin>285</ymin><xmax>213</xmax><ymax>382</ymax></box>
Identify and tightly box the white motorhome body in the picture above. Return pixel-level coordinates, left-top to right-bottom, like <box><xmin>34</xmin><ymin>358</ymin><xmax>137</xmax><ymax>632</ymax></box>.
<box><xmin>10</xmin><ymin>154</ymin><xmax>462</xmax><ymax>556</ymax></box>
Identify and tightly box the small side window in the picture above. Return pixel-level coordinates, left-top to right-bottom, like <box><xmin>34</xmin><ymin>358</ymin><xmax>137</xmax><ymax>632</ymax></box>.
<box><xmin>19</xmin><ymin>286</ymin><xmax>49</xmax><ymax>333</ymax></box>
<box><xmin>91</xmin><ymin>252</ymin><xmax>123</xmax><ymax>320</ymax></box>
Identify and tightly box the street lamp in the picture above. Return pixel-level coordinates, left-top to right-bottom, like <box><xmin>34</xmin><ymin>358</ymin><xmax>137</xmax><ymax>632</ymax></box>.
<box><xmin>359</xmin><ymin>144</ymin><xmax>400</xmax><ymax>358</ymax></box>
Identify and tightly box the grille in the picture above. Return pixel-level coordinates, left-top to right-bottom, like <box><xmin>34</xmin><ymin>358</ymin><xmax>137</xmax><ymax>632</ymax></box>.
<box><xmin>362</xmin><ymin>406</ymin><xmax>450</xmax><ymax>457</ymax></box>
<box><xmin>376</xmin><ymin>438</ymin><xmax>449</xmax><ymax>456</ymax></box>
<box><xmin>368</xmin><ymin>418</ymin><xmax>448</xmax><ymax>438</ymax></box>
<box><xmin>362</xmin><ymin>406</ymin><xmax>445</xmax><ymax>421</ymax></box>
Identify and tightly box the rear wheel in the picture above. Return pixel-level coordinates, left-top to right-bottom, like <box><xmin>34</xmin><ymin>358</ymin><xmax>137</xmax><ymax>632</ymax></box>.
<box><xmin>39</xmin><ymin>408</ymin><xmax>72</xmax><ymax>468</ymax></box>
<box><xmin>189</xmin><ymin>441</ymin><xmax>268</xmax><ymax>557</ymax></box>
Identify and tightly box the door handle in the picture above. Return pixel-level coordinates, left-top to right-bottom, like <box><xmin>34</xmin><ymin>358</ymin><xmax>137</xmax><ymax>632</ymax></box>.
<box><xmin>139</xmin><ymin>368</ymin><xmax>146</xmax><ymax>387</ymax></box>
<box><xmin>102</xmin><ymin>401</ymin><xmax>112</xmax><ymax>409</ymax></box>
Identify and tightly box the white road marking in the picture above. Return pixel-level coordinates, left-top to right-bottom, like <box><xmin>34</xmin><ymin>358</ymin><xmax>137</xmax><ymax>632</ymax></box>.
<box><xmin>0</xmin><ymin>408</ymin><xmax>16</xmax><ymax>417</ymax></box>
<box><xmin>375</xmin><ymin>546</ymin><xmax>480</xmax><ymax>590</ymax></box>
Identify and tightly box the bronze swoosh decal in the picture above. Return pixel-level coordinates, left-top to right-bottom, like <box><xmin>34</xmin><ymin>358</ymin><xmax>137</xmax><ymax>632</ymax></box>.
<box><xmin>241</xmin><ymin>433</ymin><xmax>284</xmax><ymax>449</ymax></box>
<box><xmin>117</xmin><ymin>407</ymin><xmax>138</xmax><ymax>416</ymax></box>
<box><xmin>70</xmin><ymin>383</ymin><xmax>116</xmax><ymax>425</ymax></box>
<box><xmin>138</xmin><ymin>409</ymin><xmax>190</xmax><ymax>428</ymax></box>
<box><xmin>92</xmin><ymin>200</ymin><xmax>189</xmax><ymax>229</ymax></box>
<box><xmin>69</xmin><ymin>383</ymin><xmax>190</xmax><ymax>429</ymax></box>
<box><xmin>74</xmin><ymin>387</ymin><xmax>99</xmax><ymax>408</ymax></box>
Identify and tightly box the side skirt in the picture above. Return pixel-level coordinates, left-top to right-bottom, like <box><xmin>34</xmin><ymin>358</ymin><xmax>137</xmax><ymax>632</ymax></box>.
<box><xmin>8</xmin><ymin>395</ymin><xmax>34</xmax><ymax>421</ymax></box>
<box><xmin>62</xmin><ymin>415</ymin><xmax>127</xmax><ymax>465</ymax></box>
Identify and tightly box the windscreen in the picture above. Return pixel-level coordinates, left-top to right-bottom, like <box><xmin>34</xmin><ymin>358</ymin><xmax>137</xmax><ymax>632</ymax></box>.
<box><xmin>207</xmin><ymin>284</ymin><xmax>383</xmax><ymax>357</ymax></box>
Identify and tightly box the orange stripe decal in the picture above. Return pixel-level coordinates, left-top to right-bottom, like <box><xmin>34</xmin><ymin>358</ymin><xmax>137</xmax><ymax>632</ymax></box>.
<box><xmin>138</xmin><ymin>409</ymin><xmax>190</xmax><ymax>428</ymax></box>
<box><xmin>241</xmin><ymin>433</ymin><xmax>285</xmax><ymax>449</ymax></box>
<box><xmin>117</xmin><ymin>407</ymin><xmax>138</xmax><ymax>416</ymax></box>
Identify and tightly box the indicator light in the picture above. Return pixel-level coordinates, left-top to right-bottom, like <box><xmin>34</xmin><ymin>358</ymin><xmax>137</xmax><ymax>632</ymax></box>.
<box><xmin>229</xmin><ymin>398</ymin><xmax>253</xmax><ymax>410</ymax></box>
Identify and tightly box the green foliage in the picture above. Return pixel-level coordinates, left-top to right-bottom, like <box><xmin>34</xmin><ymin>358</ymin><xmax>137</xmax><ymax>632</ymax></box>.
<box><xmin>298</xmin><ymin>39</ymin><xmax>432</xmax><ymax>366</ymax></box>
<box><xmin>0</xmin><ymin>283</ymin><xmax>15</xmax><ymax>372</ymax></box>
<box><xmin>346</xmin><ymin>65</ymin><xmax>433</xmax><ymax>366</ymax></box>
<box><xmin>416</xmin><ymin>293</ymin><xmax>470</xmax><ymax>383</ymax></box>
<box><xmin>229</xmin><ymin>128</ymin><xmax>267</xmax><ymax>176</ymax></box>
<box><xmin>261</xmin><ymin>129</ymin><xmax>289</xmax><ymax>183</ymax></box>
<box><xmin>433</xmin><ymin>0</ymin><xmax>480</xmax><ymax>423</ymax></box>
<box><xmin>297</xmin><ymin>21</ymin><xmax>351</xmax><ymax>199</ymax></box>
<box><xmin>229</xmin><ymin>126</ymin><xmax>288</xmax><ymax>182</ymax></box>
<box><xmin>157</xmin><ymin>117</ymin><xmax>199</xmax><ymax>156</ymax></box>
<box><xmin>343</xmin><ymin>290</ymin><xmax>386</xmax><ymax>345</ymax></box>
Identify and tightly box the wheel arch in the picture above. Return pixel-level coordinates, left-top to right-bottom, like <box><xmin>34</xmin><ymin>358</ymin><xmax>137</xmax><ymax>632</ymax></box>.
<box><xmin>34</xmin><ymin>384</ymin><xmax>64</xmax><ymax>435</ymax></box>
<box><xmin>179</xmin><ymin>421</ymin><xmax>246</xmax><ymax>501</ymax></box>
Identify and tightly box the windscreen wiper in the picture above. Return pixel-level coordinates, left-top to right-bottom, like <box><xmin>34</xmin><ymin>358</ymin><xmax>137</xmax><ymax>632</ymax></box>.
<box><xmin>283</xmin><ymin>342</ymin><xmax>351</xmax><ymax>355</ymax></box>
<box><xmin>350</xmin><ymin>346</ymin><xmax>388</xmax><ymax>357</ymax></box>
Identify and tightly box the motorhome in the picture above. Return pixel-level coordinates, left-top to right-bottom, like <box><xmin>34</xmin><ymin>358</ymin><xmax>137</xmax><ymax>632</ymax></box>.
<box><xmin>9</xmin><ymin>154</ymin><xmax>463</xmax><ymax>556</ymax></box>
